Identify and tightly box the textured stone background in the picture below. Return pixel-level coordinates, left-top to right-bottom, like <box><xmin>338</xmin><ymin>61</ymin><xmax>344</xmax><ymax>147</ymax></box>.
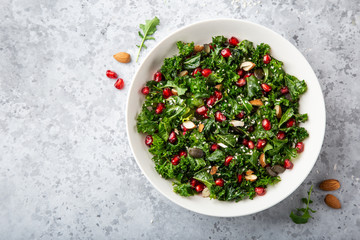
<box><xmin>0</xmin><ymin>0</ymin><xmax>359</xmax><ymax>239</ymax></box>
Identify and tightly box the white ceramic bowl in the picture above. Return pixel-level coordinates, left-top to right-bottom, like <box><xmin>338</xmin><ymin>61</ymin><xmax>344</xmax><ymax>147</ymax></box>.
<box><xmin>126</xmin><ymin>19</ymin><xmax>326</xmax><ymax>217</ymax></box>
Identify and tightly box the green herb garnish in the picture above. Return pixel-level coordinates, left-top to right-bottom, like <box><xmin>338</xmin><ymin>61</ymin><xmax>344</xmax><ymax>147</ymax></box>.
<box><xmin>290</xmin><ymin>185</ymin><xmax>316</xmax><ymax>224</ymax></box>
<box><xmin>136</xmin><ymin>16</ymin><xmax>160</xmax><ymax>62</ymax></box>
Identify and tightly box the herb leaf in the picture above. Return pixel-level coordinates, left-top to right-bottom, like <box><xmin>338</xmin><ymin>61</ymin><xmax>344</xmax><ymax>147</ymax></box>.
<box><xmin>290</xmin><ymin>185</ymin><xmax>316</xmax><ymax>224</ymax></box>
<box><xmin>136</xmin><ymin>16</ymin><xmax>160</xmax><ymax>62</ymax></box>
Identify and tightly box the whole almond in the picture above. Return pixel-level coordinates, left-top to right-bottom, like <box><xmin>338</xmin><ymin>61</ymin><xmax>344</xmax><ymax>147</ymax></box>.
<box><xmin>324</xmin><ymin>194</ymin><xmax>341</xmax><ymax>209</ymax></box>
<box><xmin>113</xmin><ymin>52</ymin><xmax>131</xmax><ymax>63</ymax></box>
<box><xmin>319</xmin><ymin>179</ymin><xmax>341</xmax><ymax>191</ymax></box>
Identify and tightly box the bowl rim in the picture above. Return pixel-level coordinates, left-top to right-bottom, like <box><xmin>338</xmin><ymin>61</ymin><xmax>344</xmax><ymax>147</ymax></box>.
<box><xmin>126</xmin><ymin>18</ymin><xmax>326</xmax><ymax>217</ymax></box>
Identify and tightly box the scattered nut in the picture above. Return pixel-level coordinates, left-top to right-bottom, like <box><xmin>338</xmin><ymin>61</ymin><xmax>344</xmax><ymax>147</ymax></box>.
<box><xmin>324</xmin><ymin>194</ymin><xmax>341</xmax><ymax>209</ymax></box>
<box><xmin>272</xmin><ymin>165</ymin><xmax>285</xmax><ymax>174</ymax></box>
<box><xmin>174</xmin><ymin>128</ymin><xmax>179</xmax><ymax>135</ymax></box>
<box><xmin>240</xmin><ymin>61</ymin><xmax>256</xmax><ymax>71</ymax></box>
<box><xmin>249</xmin><ymin>99</ymin><xmax>264</xmax><ymax>106</ymax></box>
<box><xmin>230</xmin><ymin>120</ymin><xmax>245</xmax><ymax>127</ymax></box>
<box><xmin>275</xmin><ymin>105</ymin><xmax>282</xmax><ymax>119</ymax></box>
<box><xmin>266</xmin><ymin>166</ymin><xmax>277</xmax><ymax>177</ymax></box>
<box><xmin>214</xmin><ymin>84</ymin><xmax>222</xmax><ymax>90</ymax></box>
<box><xmin>179</xmin><ymin>70</ymin><xmax>188</xmax><ymax>77</ymax></box>
<box><xmin>210</xmin><ymin>166</ymin><xmax>218</xmax><ymax>175</ymax></box>
<box><xmin>245</xmin><ymin>174</ymin><xmax>257</xmax><ymax>182</ymax></box>
<box><xmin>194</xmin><ymin>45</ymin><xmax>204</xmax><ymax>52</ymax></box>
<box><xmin>259</xmin><ymin>153</ymin><xmax>266</xmax><ymax>167</ymax></box>
<box><xmin>198</xmin><ymin>123</ymin><xmax>204</xmax><ymax>133</ymax></box>
<box><xmin>171</xmin><ymin>89</ymin><xmax>178</xmax><ymax>96</ymax></box>
<box><xmin>113</xmin><ymin>52</ymin><xmax>131</xmax><ymax>63</ymax></box>
<box><xmin>319</xmin><ymin>179</ymin><xmax>341</xmax><ymax>191</ymax></box>
<box><xmin>246</xmin><ymin>170</ymin><xmax>254</xmax><ymax>176</ymax></box>
<box><xmin>183</xmin><ymin>120</ymin><xmax>196</xmax><ymax>130</ymax></box>
<box><xmin>254</xmin><ymin>68</ymin><xmax>265</xmax><ymax>79</ymax></box>
<box><xmin>202</xmin><ymin>187</ymin><xmax>210</xmax><ymax>198</ymax></box>
<box><xmin>203</xmin><ymin>44</ymin><xmax>211</xmax><ymax>53</ymax></box>
<box><xmin>189</xmin><ymin>148</ymin><xmax>205</xmax><ymax>158</ymax></box>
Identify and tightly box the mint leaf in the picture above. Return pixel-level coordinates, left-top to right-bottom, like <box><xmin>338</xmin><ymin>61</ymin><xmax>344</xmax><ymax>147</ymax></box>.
<box><xmin>136</xmin><ymin>17</ymin><xmax>160</xmax><ymax>62</ymax></box>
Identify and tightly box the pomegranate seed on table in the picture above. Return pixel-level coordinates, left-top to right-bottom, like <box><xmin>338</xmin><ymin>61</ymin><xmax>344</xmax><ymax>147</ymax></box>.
<box><xmin>210</xmin><ymin>143</ymin><xmax>219</xmax><ymax>152</ymax></box>
<box><xmin>284</xmin><ymin>159</ymin><xmax>294</xmax><ymax>169</ymax></box>
<box><xmin>141</xmin><ymin>86</ymin><xmax>150</xmax><ymax>95</ymax></box>
<box><xmin>114</xmin><ymin>78</ymin><xmax>124</xmax><ymax>89</ymax></box>
<box><xmin>237</xmin><ymin>174</ymin><xmax>243</xmax><ymax>183</ymax></box>
<box><xmin>162</xmin><ymin>88</ymin><xmax>172</xmax><ymax>99</ymax></box>
<box><xmin>171</xmin><ymin>155</ymin><xmax>180</xmax><ymax>165</ymax></box>
<box><xmin>106</xmin><ymin>70</ymin><xmax>118</xmax><ymax>79</ymax></box>
<box><xmin>206</xmin><ymin>95</ymin><xmax>216</xmax><ymax>107</ymax></box>
<box><xmin>229</xmin><ymin>36</ymin><xmax>240</xmax><ymax>46</ymax></box>
<box><xmin>224</xmin><ymin>156</ymin><xmax>233</xmax><ymax>166</ymax></box>
<box><xmin>192</xmin><ymin>67</ymin><xmax>202</xmax><ymax>76</ymax></box>
<box><xmin>179</xmin><ymin>150</ymin><xmax>187</xmax><ymax>157</ymax></box>
<box><xmin>286</xmin><ymin>118</ymin><xmax>296</xmax><ymax>128</ymax></box>
<box><xmin>261</xmin><ymin>83</ymin><xmax>272</xmax><ymax>92</ymax></box>
<box><xmin>201</xmin><ymin>68</ymin><xmax>212</xmax><ymax>77</ymax></box>
<box><xmin>195</xmin><ymin>184</ymin><xmax>205</xmax><ymax>192</ymax></box>
<box><xmin>262</xmin><ymin>118</ymin><xmax>272</xmax><ymax>131</ymax></box>
<box><xmin>280</xmin><ymin>86</ymin><xmax>289</xmax><ymax>95</ymax></box>
<box><xmin>237</xmin><ymin>69</ymin><xmax>245</xmax><ymax>77</ymax></box>
<box><xmin>242</xmin><ymin>138</ymin><xmax>249</xmax><ymax>146</ymax></box>
<box><xmin>153</xmin><ymin>71</ymin><xmax>162</xmax><ymax>82</ymax></box>
<box><xmin>236</xmin><ymin>78</ymin><xmax>246</xmax><ymax>87</ymax></box>
<box><xmin>296</xmin><ymin>142</ymin><xmax>304</xmax><ymax>153</ymax></box>
<box><xmin>155</xmin><ymin>103</ymin><xmax>165</xmax><ymax>114</ymax></box>
<box><xmin>237</xmin><ymin>111</ymin><xmax>245</xmax><ymax>119</ymax></box>
<box><xmin>168</xmin><ymin>131</ymin><xmax>177</xmax><ymax>144</ymax></box>
<box><xmin>255</xmin><ymin>187</ymin><xmax>266</xmax><ymax>196</ymax></box>
<box><xmin>215</xmin><ymin>178</ymin><xmax>224</xmax><ymax>187</ymax></box>
<box><xmin>196</xmin><ymin>105</ymin><xmax>208</xmax><ymax>116</ymax></box>
<box><xmin>256</xmin><ymin>139</ymin><xmax>267</xmax><ymax>149</ymax></box>
<box><xmin>263</xmin><ymin>54</ymin><xmax>271</xmax><ymax>64</ymax></box>
<box><xmin>221</xmin><ymin>48</ymin><xmax>231</xmax><ymax>57</ymax></box>
<box><xmin>248</xmin><ymin>140</ymin><xmax>255</xmax><ymax>149</ymax></box>
<box><xmin>277</xmin><ymin>131</ymin><xmax>286</xmax><ymax>140</ymax></box>
<box><xmin>215</xmin><ymin>111</ymin><xmax>226</xmax><ymax>122</ymax></box>
<box><xmin>214</xmin><ymin>90</ymin><xmax>222</xmax><ymax>100</ymax></box>
<box><xmin>145</xmin><ymin>135</ymin><xmax>153</xmax><ymax>146</ymax></box>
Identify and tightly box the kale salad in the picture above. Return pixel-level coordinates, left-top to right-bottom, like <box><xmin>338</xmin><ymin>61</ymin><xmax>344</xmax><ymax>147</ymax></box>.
<box><xmin>136</xmin><ymin>36</ymin><xmax>308</xmax><ymax>201</ymax></box>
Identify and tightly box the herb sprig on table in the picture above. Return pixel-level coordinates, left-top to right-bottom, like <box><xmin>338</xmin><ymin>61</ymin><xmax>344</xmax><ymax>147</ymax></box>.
<box><xmin>136</xmin><ymin>16</ymin><xmax>160</xmax><ymax>62</ymax></box>
<box><xmin>290</xmin><ymin>185</ymin><xmax>316</xmax><ymax>224</ymax></box>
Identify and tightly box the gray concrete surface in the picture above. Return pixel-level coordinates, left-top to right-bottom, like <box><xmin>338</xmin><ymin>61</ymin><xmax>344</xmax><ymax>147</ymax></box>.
<box><xmin>0</xmin><ymin>0</ymin><xmax>359</xmax><ymax>239</ymax></box>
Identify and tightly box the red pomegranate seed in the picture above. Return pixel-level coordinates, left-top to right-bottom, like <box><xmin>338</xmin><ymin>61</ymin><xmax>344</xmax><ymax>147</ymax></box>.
<box><xmin>280</xmin><ymin>86</ymin><xmax>289</xmax><ymax>95</ymax></box>
<box><xmin>195</xmin><ymin>184</ymin><xmax>204</xmax><ymax>192</ymax></box>
<box><xmin>277</xmin><ymin>131</ymin><xmax>286</xmax><ymax>140</ymax></box>
<box><xmin>236</xmin><ymin>78</ymin><xmax>247</xmax><ymax>87</ymax></box>
<box><xmin>215</xmin><ymin>178</ymin><xmax>224</xmax><ymax>187</ymax></box>
<box><xmin>284</xmin><ymin>159</ymin><xmax>293</xmax><ymax>169</ymax></box>
<box><xmin>145</xmin><ymin>135</ymin><xmax>153</xmax><ymax>146</ymax></box>
<box><xmin>162</xmin><ymin>88</ymin><xmax>172</xmax><ymax>99</ymax></box>
<box><xmin>214</xmin><ymin>90</ymin><xmax>222</xmax><ymax>100</ymax></box>
<box><xmin>215</xmin><ymin>111</ymin><xmax>226</xmax><ymax>122</ymax></box>
<box><xmin>155</xmin><ymin>103</ymin><xmax>165</xmax><ymax>114</ymax></box>
<box><xmin>221</xmin><ymin>48</ymin><xmax>231</xmax><ymax>58</ymax></box>
<box><xmin>242</xmin><ymin>138</ymin><xmax>249</xmax><ymax>146</ymax></box>
<box><xmin>286</xmin><ymin>118</ymin><xmax>296</xmax><ymax>128</ymax></box>
<box><xmin>114</xmin><ymin>78</ymin><xmax>124</xmax><ymax>89</ymax></box>
<box><xmin>201</xmin><ymin>68</ymin><xmax>212</xmax><ymax>77</ymax></box>
<box><xmin>141</xmin><ymin>86</ymin><xmax>150</xmax><ymax>95</ymax></box>
<box><xmin>296</xmin><ymin>142</ymin><xmax>304</xmax><ymax>153</ymax></box>
<box><xmin>206</xmin><ymin>95</ymin><xmax>216</xmax><ymax>107</ymax></box>
<box><xmin>168</xmin><ymin>131</ymin><xmax>177</xmax><ymax>144</ymax></box>
<box><xmin>244</xmin><ymin>73</ymin><xmax>253</xmax><ymax>78</ymax></box>
<box><xmin>106</xmin><ymin>70</ymin><xmax>118</xmax><ymax>79</ymax></box>
<box><xmin>237</xmin><ymin>111</ymin><xmax>245</xmax><ymax>119</ymax></box>
<box><xmin>248</xmin><ymin>140</ymin><xmax>255</xmax><ymax>149</ymax></box>
<box><xmin>255</xmin><ymin>187</ymin><xmax>266</xmax><ymax>196</ymax></box>
<box><xmin>171</xmin><ymin>155</ymin><xmax>180</xmax><ymax>165</ymax></box>
<box><xmin>224</xmin><ymin>156</ymin><xmax>233</xmax><ymax>166</ymax></box>
<box><xmin>261</xmin><ymin>83</ymin><xmax>272</xmax><ymax>92</ymax></box>
<box><xmin>248</xmin><ymin>126</ymin><xmax>255</xmax><ymax>133</ymax></box>
<box><xmin>203</xmin><ymin>112</ymin><xmax>209</xmax><ymax>119</ymax></box>
<box><xmin>210</xmin><ymin>143</ymin><xmax>219</xmax><ymax>152</ymax></box>
<box><xmin>262</xmin><ymin>118</ymin><xmax>272</xmax><ymax>131</ymax></box>
<box><xmin>229</xmin><ymin>36</ymin><xmax>240</xmax><ymax>46</ymax></box>
<box><xmin>196</xmin><ymin>105</ymin><xmax>208</xmax><ymax>116</ymax></box>
<box><xmin>237</xmin><ymin>174</ymin><xmax>243</xmax><ymax>183</ymax></box>
<box><xmin>179</xmin><ymin>150</ymin><xmax>187</xmax><ymax>158</ymax></box>
<box><xmin>192</xmin><ymin>67</ymin><xmax>202</xmax><ymax>76</ymax></box>
<box><xmin>153</xmin><ymin>71</ymin><xmax>162</xmax><ymax>82</ymax></box>
<box><xmin>190</xmin><ymin>178</ymin><xmax>198</xmax><ymax>188</ymax></box>
<box><xmin>256</xmin><ymin>139</ymin><xmax>267</xmax><ymax>149</ymax></box>
<box><xmin>263</xmin><ymin>54</ymin><xmax>271</xmax><ymax>64</ymax></box>
<box><xmin>237</xmin><ymin>69</ymin><xmax>245</xmax><ymax>77</ymax></box>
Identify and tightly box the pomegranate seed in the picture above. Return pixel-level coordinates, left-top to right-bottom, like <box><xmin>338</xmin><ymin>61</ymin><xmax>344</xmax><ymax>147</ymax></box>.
<box><xmin>153</xmin><ymin>71</ymin><xmax>162</xmax><ymax>82</ymax></box>
<box><xmin>203</xmin><ymin>112</ymin><xmax>209</xmax><ymax>119</ymax></box>
<box><xmin>284</xmin><ymin>159</ymin><xmax>294</xmax><ymax>169</ymax></box>
<box><xmin>106</xmin><ymin>70</ymin><xmax>118</xmax><ymax>79</ymax></box>
<box><xmin>145</xmin><ymin>135</ymin><xmax>153</xmax><ymax>146</ymax></box>
<box><xmin>263</xmin><ymin>54</ymin><xmax>271</xmax><ymax>64</ymax></box>
<box><xmin>195</xmin><ymin>184</ymin><xmax>204</xmax><ymax>192</ymax></box>
<box><xmin>255</xmin><ymin>187</ymin><xmax>266</xmax><ymax>196</ymax></box>
<box><xmin>286</xmin><ymin>118</ymin><xmax>296</xmax><ymax>128</ymax></box>
<box><xmin>192</xmin><ymin>67</ymin><xmax>202</xmax><ymax>76</ymax></box>
<box><xmin>168</xmin><ymin>131</ymin><xmax>177</xmax><ymax>144</ymax></box>
<box><xmin>237</xmin><ymin>69</ymin><xmax>245</xmax><ymax>77</ymax></box>
<box><xmin>162</xmin><ymin>88</ymin><xmax>172</xmax><ymax>99</ymax></box>
<box><xmin>215</xmin><ymin>111</ymin><xmax>226</xmax><ymax>122</ymax></box>
<box><xmin>228</xmin><ymin>36</ymin><xmax>240</xmax><ymax>46</ymax></box>
<box><xmin>179</xmin><ymin>150</ymin><xmax>187</xmax><ymax>157</ymax></box>
<box><xmin>114</xmin><ymin>78</ymin><xmax>124</xmax><ymax>89</ymax></box>
<box><xmin>214</xmin><ymin>90</ymin><xmax>223</xmax><ymax>100</ymax></box>
<box><xmin>201</xmin><ymin>68</ymin><xmax>212</xmax><ymax>77</ymax></box>
<box><xmin>224</xmin><ymin>156</ymin><xmax>233</xmax><ymax>166</ymax></box>
<box><xmin>237</xmin><ymin>174</ymin><xmax>243</xmax><ymax>183</ymax></box>
<box><xmin>190</xmin><ymin>178</ymin><xmax>198</xmax><ymax>188</ymax></box>
<box><xmin>171</xmin><ymin>155</ymin><xmax>180</xmax><ymax>165</ymax></box>
<box><xmin>244</xmin><ymin>73</ymin><xmax>253</xmax><ymax>78</ymax></box>
<box><xmin>236</xmin><ymin>78</ymin><xmax>246</xmax><ymax>87</ymax></box>
<box><xmin>141</xmin><ymin>86</ymin><xmax>150</xmax><ymax>95</ymax></box>
<box><xmin>296</xmin><ymin>142</ymin><xmax>304</xmax><ymax>153</ymax></box>
<box><xmin>280</xmin><ymin>86</ymin><xmax>289</xmax><ymax>95</ymax></box>
<box><xmin>215</xmin><ymin>178</ymin><xmax>224</xmax><ymax>187</ymax></box>
<box><xmin>155</xmin><ymin>103</ymin><xmax>165</xmax><ymax>114</ymax></box>
<box><xmin>206</xmin><ymin>95</ymin><xmax>216</xmax><ymax>107</ymax></box>
<box><xmin>248</xmin><ymin>140</ymin><xmax>255</xmax><ymax>149</ymax></box>
<box><xmin>196</xmin><ymin>105</ymin><xmax>208</xmax><ymax>116</ymax></box>
<box><xmin>242</xmin><ymin>138</ymin><xmax>249</xmax><ymax>146</ymax></box>
<box><xmin>277</xmin><ymin>131</ymin><xmax>286</xmax><ymax>140</ymax></box>
<box><xmin>210</xmin><ymin>143</ymin><xmax>219</xmax><ymax>152</ymax></box>
<box><xmin>237</xmin><ymin>111</ymin><xmax>245</xmax><ymax>119</ymax></box>
<box><xmin>261</xmin><ymin>83</ymin><xmax>272</xmax><ymax>92</ymax></box>
<box><xmin>209</xmin><ymin>44</ymin><xmax>216</xmax><ymax>50</ymax></box>
<box><xmin>256</xmin><ymin>139</ymin><xmax>267</xmax><ymax>149</ymax></box>
<box><xmin>262</xmin><ymin>118</ymin><xmax>272</xmax><ymax>131</ymax></box>
<box><xmin>248</xmin><ymin>126</ymin><xmax>255</xmax><ymax>133</ymax></box>
<box><xmin>221</xmin><ymin>48</ymin><xmax>231</xmax><ymax>58</ymax></box>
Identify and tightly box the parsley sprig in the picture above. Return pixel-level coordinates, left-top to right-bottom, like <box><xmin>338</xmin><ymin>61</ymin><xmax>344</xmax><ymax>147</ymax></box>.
<box><xmin>290</xmin><ymin>185</ymin><xmax>316</xmax><ymax>224</ymax></box>
<box><xmin>136</xmin><ymin>16</ymin><xmax>160</xmax><ymax>62</ymax></box>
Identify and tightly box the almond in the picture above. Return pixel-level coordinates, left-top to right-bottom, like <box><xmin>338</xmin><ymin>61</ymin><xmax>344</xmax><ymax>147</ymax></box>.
<box><xmin>230</xmin><ymin>120</ymin><xmax>244</xmax><ymax>127</ymax></box>
<box><xmin>171</xmin><ymin>89</ymin><xmax>178</xmax><ymax>96</ymax></box>
<box><xmin>275</xmin><ymin>105</ymin><xmax>282</xmax><ymax>119</ymax></box>
<box><xmin>198</xmin><ymin>123</ymin><xmax>204</xmax><ymax>133</ymax></box>
<box><xmin>246</xmin><ymin>170</ymin><xmax>254</xmax><ymax>176</ymax></box>
<box><xmin>179</xmin><ymin>70</ymin><xmax>188</xmax><ymax>77</ymax></box>
<box><xmin>259</xmin><ymin>153</ymin><xmax>266</xmax><ymax>167</ymax></box>
<box><xmin>319</xmin><ymin>179</ymin><xmax>341</xmax><ymax>191</ymax></box>
<box><xmin>194</xmin><ymin>45</ymin><xmax>204</xmax><ymax>52</ymax></box>
<box><xmin>113</xmin><ymin>52</ymin><xmax>131</xmax><ymax>63</ymax></box>
<box><xmin>183</xmin><ymin>120</ymin><xmax>196</xmax><ymax>130</ymax></box>
<box><xmin>245</xmin><ymin>174</ymin><xmax>257</xmax><ymax>182</ymax></box>
<box><xmin>324</xmin><ymin>194</ymin><xmax>341</xmax><ymax>209</ymax></box>
<box><xmin>210</xmin><ymin>166</ymin><xmax>218</xmax><ymax>175</ymax></box>
<box><xmin>249</xmin><ymin>99</ymin><xmax>264</xmax><ymax>106</ymax></box>
<box><xmin>202</xmin><ymin>187</ymin><xmax>210</xmax><ymax>198</ymax></box>
<box><xmin>214</xmin><ymin>84</ymin><xmax>222</xmax><ymax>90</ymax></box>
<box><xmin>240</xmin><ymin>61</ymin><xmax>256</xmax><ymax>71</ymax></box>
